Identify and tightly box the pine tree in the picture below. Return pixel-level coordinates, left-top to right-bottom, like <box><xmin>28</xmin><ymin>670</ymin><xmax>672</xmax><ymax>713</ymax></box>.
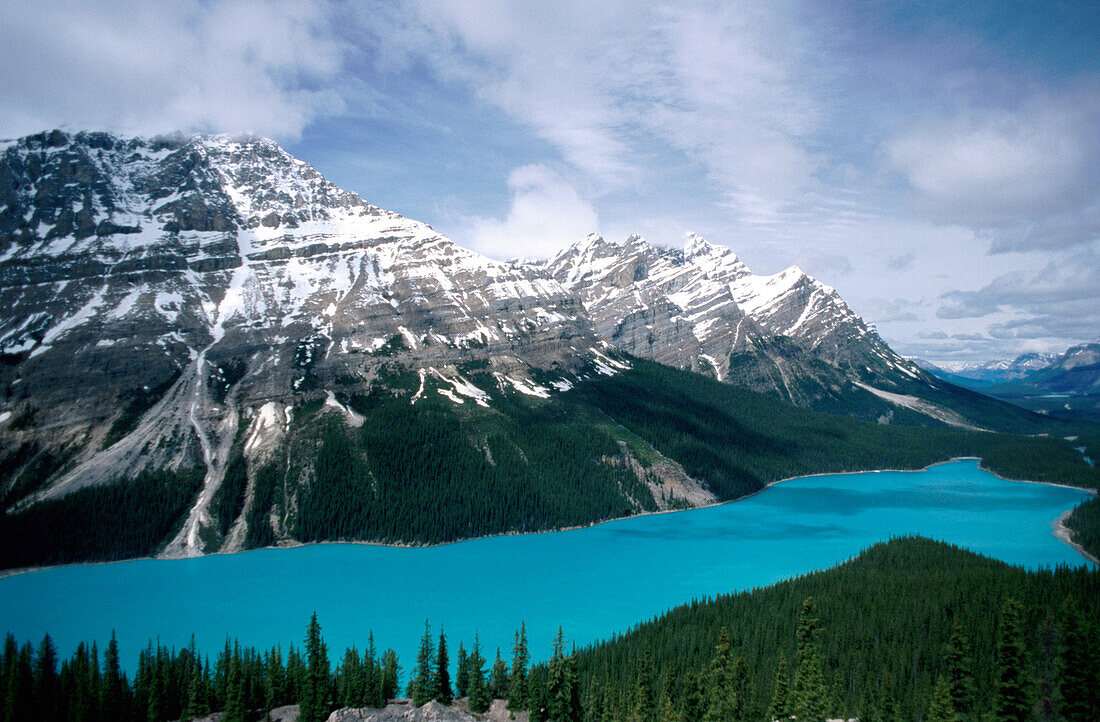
<box><xmin>631</xmin><ymin>649</ymin><xmax>654</xmax><ymax>722</ymax></box>
<box><xmin>1060</xmin><ymin>600</ymin><xmax>1094</xmax><ymax>722</ymax></box>
<box><xmin>300</xmin><ymin>612</ymin><xmax>330</xmax><ymax>722</ymax></box>
<box><xmin>994</xmin><ymin>598</ymin><xmax>1031</xmax><ymax>722</ymax></box>
<box><xmin>363</xmin><ymin>634</ymin><xmax>380</xmax><ymax>708</ymax></box>
<box><xmin>768</xmin><ymin>652</ymin><xmax>790</xmax><ymax>722</ymax></box>
<box><xmin>791</xmin><ymin>597</ymin><xmax>828</xmax><ymax>722</ymax></box>
<box><xmin>455</xmin><ymin>642</ymin><xmax>469</xmax><ymax>699</ymax></box>
<box><xmin>490</xmin><ymin>648</ymin><xmax>509</xmax><ymax>700</ymax></box>
<box><xmin>942</xmin><ymin>617</ymin><xmax>976</xmax><ymax>717</ymax></box>
<box><xmin>467</xmin><ymin>634</ymin><xmax>490</xmax><ymax>714</ymax></box>
<box><xmin>925</xmin><ymin>675</ymin><xmax>961</xmax><ymax>722</ymax></box>
<box><xmin>408</xmin><ymin>621</ymin><xmax>435</xmax><ymax>706</ymax></box>
<box><xmin>380</xmin><ymin>649</ymin><xmax>400</xmax><ymax>702</ymax></box>
<box><xmin>34</xmin><ymin>633</ymin><xmax>58</xmax><ymax>722</ymax></box>
<box><xmin>184</xmin><ymin>656</ymin><xmax>209</xmax><ymax>720</ymax></box>
<box><xmin>434</xmin><ymin>629</ymin><xmax>452</xmax><ymax>704</ymax></box>
<box><xmin>1034</xmin><ymin>614</ymin><xmax>1063</xmax><ymax>722</ymax></box>
<box><xmin>339</xmin><ymin>647</ymin><xmax>362</xmax><ymax>708</ymax></box>
<box><xmin>223</xmin><ymin>645</ymin><xmax>246</xmax><ymax>722</ymax></box>
<box><xmin>703</xmin><ymin>628</ymin><xmax>732</xmax><ymax>722</ymax></box>
<box><xmin>508</xmin><ymin>622</ymin><xmax>529</xmax><ymax>712</ymax></box>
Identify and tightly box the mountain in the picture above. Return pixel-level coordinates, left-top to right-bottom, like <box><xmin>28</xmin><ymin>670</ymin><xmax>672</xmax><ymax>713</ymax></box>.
<box><xmin>0</xmin><ymin>130</ymin><xmax>1090</xmax><ymax>568</ymax></box>
<box><xmin>917</xmin><ymin>352</ymin><xmax>1059</xmax><ymax>388</ymax></box>
<box><xmin>978</xmin><ymin>343</ymin><xmax>1100</xmax><ymax>421</ymax></box>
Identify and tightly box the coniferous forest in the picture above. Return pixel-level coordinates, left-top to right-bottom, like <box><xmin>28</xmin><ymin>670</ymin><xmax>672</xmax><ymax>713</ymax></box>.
<box><xmin>2</xmin><ymin>537</ymin><xmax>1097</xmax><ymax>721</ymax></box>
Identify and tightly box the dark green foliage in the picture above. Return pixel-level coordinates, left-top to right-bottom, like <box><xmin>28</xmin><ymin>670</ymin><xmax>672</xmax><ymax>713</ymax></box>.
<box><xmin>243</xmin><ymin>459</ymin><xmax>280</xmax><ymax>549</ymax></box>
<box><xmin>209</xmin><ymin>421</ymin><xmax>249</xmax><ymax>540</ymax></box>
<box><xmin>455</xmin><ymin>642</ymin><xmax>468</xmax><ymax>699</ymax></box>
<box><xmin>489</xmin><ymin>649</ymin><xmax>508</xmax><ymax>701</ymax></box>
<box><xmin>0</xmin><ymin>442</ymin><xmax>73</xmax><ymax>509</ymax></box>
<box><xmin>207</xmin><ymin>359</ymin><xmax>247</xmax><ymax>405</ymax></box>
<box><xmin>925</xmin><ymin>675</ymin><xmax>961</xmax><ymax>722</ymax></box>
<box><xmin>557</xmin><ymin>537</ymin><xmax>1100</xmax><ymax>722</ymax></box>
<box><xmin>408</xmin><ymin>621</ymin><xmax>434</xmax><ymax>707</ymax></box>
<box><xmin>0</xmin><ymin>467</ymin><xmax>203</xmax><ymax>569</ymax></box>
<box><xmin>467</xmin><ymin>635</ymin><xmax>489</xmax><ymax>714</ymax></box>
<box><xmin>300</xmin><ymin>612</ymin><xmax>330</xmax><ymax>722</ymax></box>
<box><xmin>104</xmin><ymin>370</ymin><xmax>182</xmax><ymax>448</ymax></box>
<box><xmin>508</xmin><ymin>622</ymin><xmax>529</xmax><ymax>711</ymax></box>
<box><xmin>434</xmin><ymin>629</ymin><xmax>452</xmax><ymax>704</ymax></box>
<box><xmin>994</xmin><ymin>598</ymin><xmax>1031</xmax><ymax>722</ymax></box>
<box><xmin>1065</xmin><ymin>494</ymin><xmax>1100</xmax><ymax>560</ymax></box>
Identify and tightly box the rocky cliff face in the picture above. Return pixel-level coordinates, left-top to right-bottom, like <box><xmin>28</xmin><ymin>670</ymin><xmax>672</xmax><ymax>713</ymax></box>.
<box><xmin>542</xmin><ymin>232</ymin><xmax>926</xmax><ymax>407</ymax></box>
<box><xmin>0</xmin><ymin>130</ymin><xmax>964</xmax><ymax>558</ymax></box>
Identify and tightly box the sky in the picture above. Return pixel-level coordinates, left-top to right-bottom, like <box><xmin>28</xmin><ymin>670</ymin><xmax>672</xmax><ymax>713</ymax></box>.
<box><xmin>0</xmin><ymin>0</ymin><xmax>1097</xmax><ymax>364</ymax></box>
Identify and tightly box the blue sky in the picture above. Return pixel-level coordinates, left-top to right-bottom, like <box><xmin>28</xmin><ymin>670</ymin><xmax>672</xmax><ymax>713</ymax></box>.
<box><xmin>1</xmin><ymin>0</ymin><xmax>1097</xmax><ymax>364</ymax></box>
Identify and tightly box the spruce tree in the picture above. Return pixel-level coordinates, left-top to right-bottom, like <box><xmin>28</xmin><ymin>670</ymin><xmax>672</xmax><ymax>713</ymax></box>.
<box><xmin>703</xmin><ymin>628</ymin><xmax>732</xmax><ymax>722</ymax></box>
<box><xmin>942</xmin><ymin>618</ymin><xmax>975</xmax><ymax>716</ymax></box>
<box><xmin>380</xmin><ymin>649</ymin><xmax>400</xmax><ymax>702</ymax></box>
<box><xmin>223</xmin><ymin>646</ymin><xmax>246</xmax><ymax>722</ymax></box>
<box><xmin>300</xmin><ymin>612</ymin><xmax>330</xmax><ymax>722</ymax></box>
<box><xmin>791</xmin><ymin>597</ymin><xmax>828</xmax><ymax>722</ymax></box>
<box><xmin>631</xmin><ymin>649</ymin><xmax>654</xmax><ymax>722</ymax></box>
<box><xmin>1060</xmin><ymin>600</ymin><xmax>1094</xmax><ymax>722</ymax></box>
<box><xmin>508</xmin><ymin>622</ymin><xmax>529</xmax><ymax>711</ymax></box>
<box><xmin>363</xmin><ymin>634</ymin><xmax>380</xmax><ymax>708</ymax></box>
<box><xmin>768</xmin><ymin>652</ymin><xmax>790</xmax><ymax>722</ymax></box>
<box><xmin>455</xmin><ymin>642</ymin><xmax>469</xmax><ymax>698</ymax></box>
<box><xmin>925</xmin><ymin>675</ymin><xmax>961</xmax><ymax>722</ymax></box>
<box><xmin>467</xmin><ymin>634</ymin><xmax>490</xmax><ymax>713</ymax></box>
<box><xmin>34</xmin><ymin>633</ymin><xmax>58</xmax><ymax>722</ymax></box>
<box><xmin>490</xmin><ymin>648</ymin><xmax>509</xmax><ymax>700</ymax></box>
<box><xmin>434</xmin><ymin>629</ymin><xmax>452</xmax><ymax>704</ymax></box>
<box><xmin>994</xmin><ymin>598</ymin><xmax>1031</xmax><ymax>722</ymax></box>
<box><xmin>408</xmin><ymin>620</ymin><xmax>435</xmax><ymax>707</ymax></box>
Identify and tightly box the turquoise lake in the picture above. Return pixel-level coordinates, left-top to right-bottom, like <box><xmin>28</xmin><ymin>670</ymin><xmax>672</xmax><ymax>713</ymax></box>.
<box><xmin>0</xmin><ymin>459</ymin><xmax>1092</xmax><ymax>675</ymax></box>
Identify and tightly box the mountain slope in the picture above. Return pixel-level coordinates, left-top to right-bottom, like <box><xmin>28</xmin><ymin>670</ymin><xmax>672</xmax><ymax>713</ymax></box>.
<box><xmin>0</xmin><ymin>130</ymin><xmax>1093</xmax><ymax>568</ymax></box>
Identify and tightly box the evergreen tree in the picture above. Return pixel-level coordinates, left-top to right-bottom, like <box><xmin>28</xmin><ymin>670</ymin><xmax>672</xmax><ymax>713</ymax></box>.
<box><xmin>380</xmin><ymin>649</ymin><xmax>400</xmax><ymax>702</ymax></box>
<box><xmin>942</xmin><ymin>617</ymin><xmax>976</xmax><ymax>717</ymax></box>
<box><xmin>184</xmin><ymin>656</ymin><xmax>209</xmax><ymax>720</ymax></box>
<box><xmin>508</xmin><ymin>622</ymin><xmax>529</xmax><ymax>712</ymax></box>
<box><xmin>363</xmin><ymin>634</ymin><xmax>380</xmax><ymax>708</ymax></box>
<box><xmin>300</xmin><ymin>612</ymin><xmax>330</xmax><ymax>722</ymax></box>
<box><xmin>434</xmin><ymin>629</ymin><xmax>452</xmax><ymax>704</ymax></box>
<box><xmin>490</xmin><ymin>648</ymin><xmax>509</xmax><ymax>700</ymax></box>
<box><xmin>455</xmin><ymin>642</ymin><xmax>469</xmax><ymax>699</ymax></box>
<box><xmin>223</xmin><ymin>645</ymin><xmax>246</xmax><ymax>722</ymax></box>
<box><xmin>102</xmin><ymin>633</ymin><xmax>125</xmax><ymax>722</ymax></box>
<box><xmin>768</xmin><ymin>652</ymin><xmax>790</xmax><ymax>722</ymax></box>
<box><xmin>408</xmin><ymin>621</ymin><xmax>435</xmax><ymax>706</ymax></box>
<box><xmin>925</xmin><ymin>675</ymin><xmax>961</xmax><ymax>722</ymax></box>
<box><xmin>631</xmin><ymin>649</ymin><xmax>654</xmax><ymax>722</ymax></box>
<box><xmin>34</xmin><ymin>634</ymin><xmax>58</xmax><ymax>722</ymax></box>
<box><xmin>338</xmin><ymin>647</ymin><xmax>362</xmax><ymax>708</ymax></box>
<box><xmin>1060</xmin><ymin>600</ymin><xmax>1095</xmax><ymax>722</ymax></box>
<box><xmin>791</xmin><ymin>597</ymin><xmax>828</xmax><ymax>722</ymax></box>
<box><xmin>994</xmin><ymin>598</ymin><xmax>1031</xmax><ymax>722</ymax></box>
<box><xmin>1034</xmin><ymin>614</ymin><xmax>1063</xmax><ymax>722</ymax></box>
<box><xmin>467</xmin><ymin>634</ymin><xmax>490</xmax><ymax>713</ymax></box>
<box><xmin>263</xmin><ymin>646</ymin><xmax>285</xmax><ymax>714</ymax></box>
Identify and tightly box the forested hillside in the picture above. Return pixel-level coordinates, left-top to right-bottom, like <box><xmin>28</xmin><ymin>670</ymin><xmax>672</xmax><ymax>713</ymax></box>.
<box><xmin>2</xmin><ymin>359</ymin><xmax>1096</xmax><ymax>571</ymax></box>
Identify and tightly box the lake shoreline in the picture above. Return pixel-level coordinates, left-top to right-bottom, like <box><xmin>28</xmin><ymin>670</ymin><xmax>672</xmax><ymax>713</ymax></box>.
<box><xmin>2</xmin><ymin>456</ymin><xmax>1094</xmax><ymax>580</ymax></box>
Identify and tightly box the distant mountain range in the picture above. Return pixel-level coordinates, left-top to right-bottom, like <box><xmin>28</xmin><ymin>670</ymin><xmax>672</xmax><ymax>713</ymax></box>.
<box><xmin>917</xmin><ymin>344</ymin><xmax>1100</xmax><ymax>420</ymax></box>
<box><xmin>0</xmin><ymin>130</ymin><xmax>1087</xmax><ymax>566</ymax></box>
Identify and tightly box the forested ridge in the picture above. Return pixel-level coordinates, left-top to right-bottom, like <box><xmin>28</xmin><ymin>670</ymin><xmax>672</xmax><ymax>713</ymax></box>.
<box><xmin>2</xmin><ymin>538</ymin><xmax>1097</xmax><ymax>721</ymax></box>
<box><xmin>0</xmin><ymin>358</ymin><xmax>1096</xmax><ymax>571</ymax></box>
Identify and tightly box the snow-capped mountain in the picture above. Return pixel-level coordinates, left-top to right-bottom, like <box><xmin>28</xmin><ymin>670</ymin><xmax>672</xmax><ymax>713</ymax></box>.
<box><xmin>921</xmin><ymin>352</ymin><xmax>1059</xmax><ymax>386</ymax></box>
<box><xmin>542</xmin><ymin>232</ymin><xmax>925</xmax><ymax>406</ymax></box>
<box><xmin>0</xmin><ymin>130</ymin><xmax>1025</xmax><ymax>560</ymax></box>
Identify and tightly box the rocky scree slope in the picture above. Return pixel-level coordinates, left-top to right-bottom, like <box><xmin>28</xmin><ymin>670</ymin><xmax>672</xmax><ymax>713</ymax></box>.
<box><xmin>0</xmin><ymin>130</ymin><xmax>1064</xmax><ymax>563</ymax></box>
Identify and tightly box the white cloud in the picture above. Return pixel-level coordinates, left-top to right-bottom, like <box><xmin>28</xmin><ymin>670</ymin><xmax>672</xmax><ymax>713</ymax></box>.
<box><xmin>0</xmin><ymin>0</ymin><xmax>346</xmax><ymax>139</ymax></box>
<box><xmin>884</xmin><ymin>85</ymin><xmax>1100</xmax><ymax>250</ymax></box>
<box><xmin>369</xmin><ymin>0</ymin><xmax>826</xmax><ymax>219</ymax></box>
<box><xmin>464</xmin><ymin>165</ymin><xmax>599</xmax><ymax>260</ymax></box>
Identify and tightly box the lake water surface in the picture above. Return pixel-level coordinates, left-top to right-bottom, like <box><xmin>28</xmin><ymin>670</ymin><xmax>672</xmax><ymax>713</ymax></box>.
<box><xmin>0</xmin><ymin>459</ymin><xmax>1092</xmax><ymax>673</ymax></box>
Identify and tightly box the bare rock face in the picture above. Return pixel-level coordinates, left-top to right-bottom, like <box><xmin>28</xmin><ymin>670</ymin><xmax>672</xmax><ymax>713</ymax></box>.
<box><xmin>0</xmin><ymin>129</ymin><xmax>936</xmax><ymax>560</ymax></box>
<box><xmin>543</xmin><ymin>232</ymin><xmax>927</xmax><ymax>406</ymax></box>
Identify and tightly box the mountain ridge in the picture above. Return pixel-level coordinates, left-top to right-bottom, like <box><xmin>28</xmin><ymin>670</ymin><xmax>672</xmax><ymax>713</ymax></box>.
<box><xmin>0</xmin><ymin>129</ymin><xmax>1089</xmax><ymax>565</ymax></box>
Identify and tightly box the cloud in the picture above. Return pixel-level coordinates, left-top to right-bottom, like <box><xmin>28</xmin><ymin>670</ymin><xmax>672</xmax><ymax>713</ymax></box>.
<box><xmin>364</xmin><ymin>0</ymin><xmax>826</xmax><ymax>219</ymax></box>
<box><xmin>937</xmin><ymin>248</ymin><xmax>1099</xmax><ymax>341</ymax></box>
<box><xmin>0</xmin><ymin>0</ymin><xmax>346</xmax><ymax>139</ymax></box>
<box><xmin>884</xmin><ymin>84</ymin><xmax>1100</xmax><ymax>251</ymax></box>
<box><xmin>464</xmin><ymin>165</ymin><xmax>598</xmax><ymax>260</ymax></box>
